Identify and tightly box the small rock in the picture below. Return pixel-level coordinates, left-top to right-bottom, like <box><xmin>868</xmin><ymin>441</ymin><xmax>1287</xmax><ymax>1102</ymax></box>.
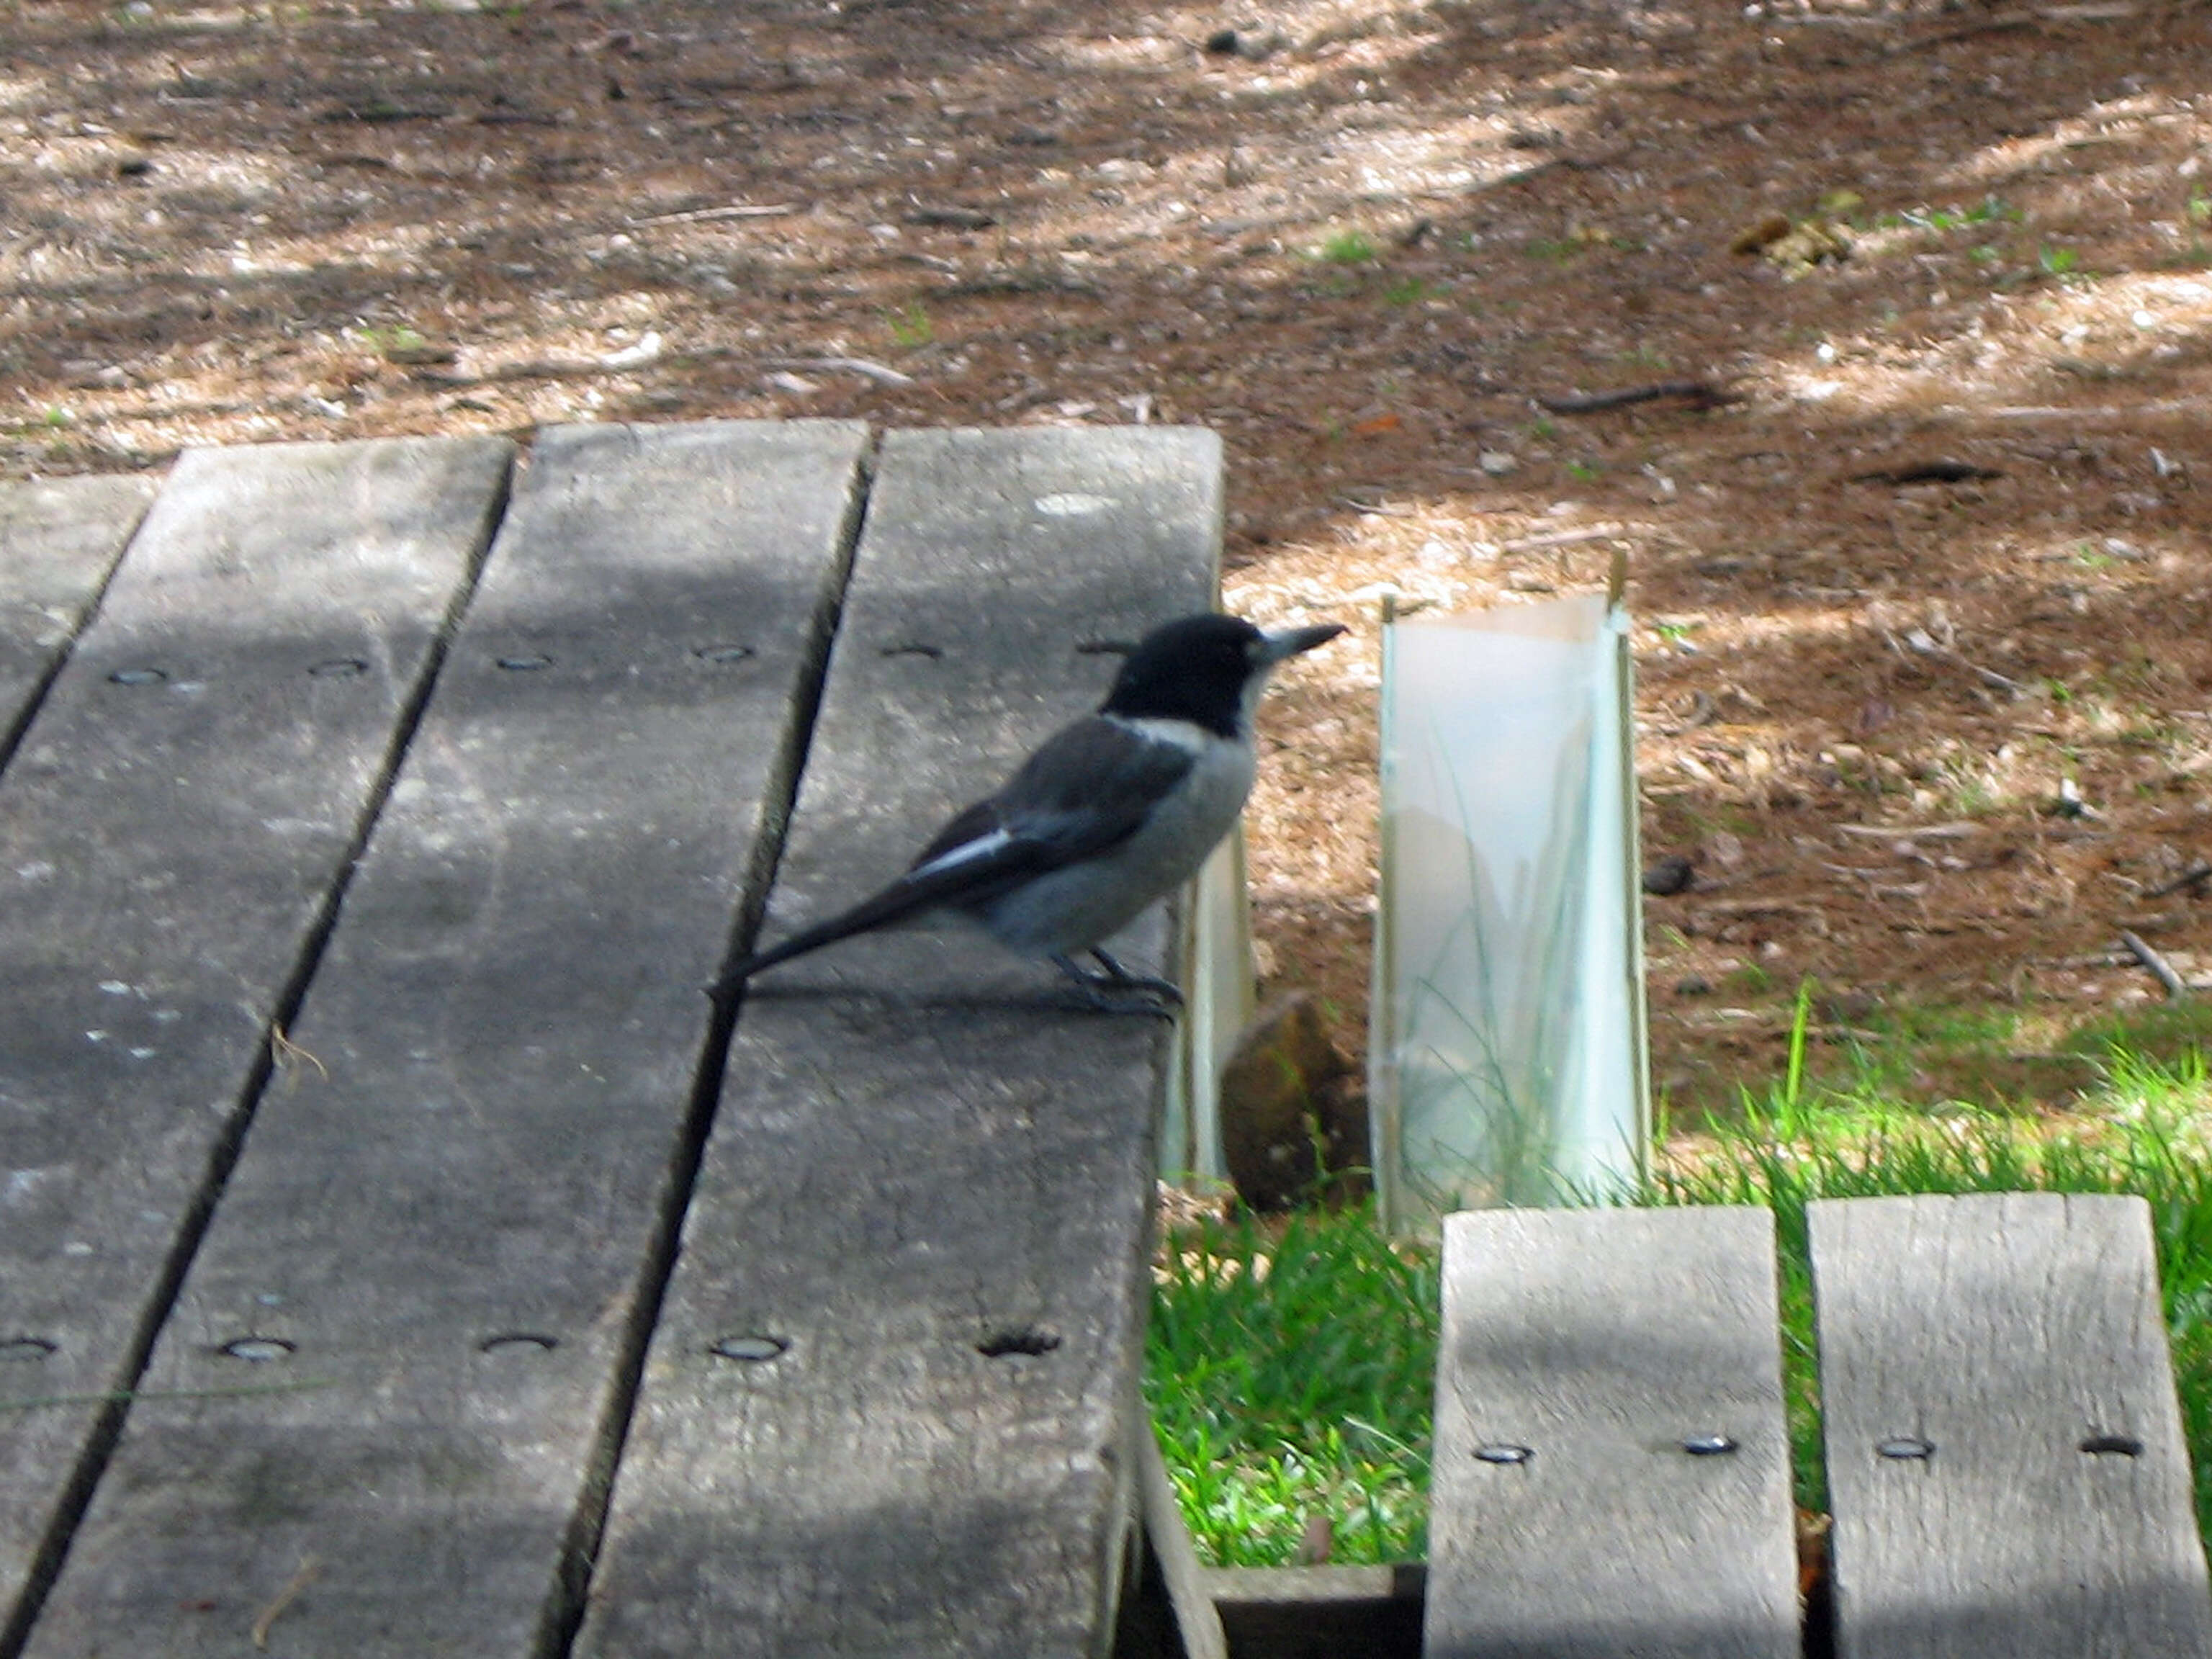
<box><xmin>1728</xmin><ymin>212</ymin><xmax>1792</xmax><ymax>256</ymax></box>
<box><xmin>905</xmin><ymin>204</ymin><xmax>997</xmax><ymax>230</ymax></box>
<box><xmin>1763</xmin><ymin>218</ymin><xmax>1852</xmax><ymax>276</ymax></box>
<box><xmin>1673</xmin><ymin>974</ymin><xmax>1714</xmax><ymax>997</ymax></box>
<box><xmin>60</xmin><ymin>362</ymin><xmax>129</xmax><ymax>390</ymax></box>
<box><xmin>1201</xmin><ymin>24</ymin><xmax>1285</xmax><ymax>59</ymax></box>
<box><xmin>1218</xmin><ymin>992</ymin><xmax>1363</xmax><ymax>1212</ymax></box>
<box><xmin>1817</xmin><ymin>989</ymin><xmax>1881</xmax><ymax>1025</ymax></box>
<box><xmin>600</xmin><ymin>329</ymin><xmax>663</xmax><ymax>369</ymax></box>
<box><xmin>1478</xmin><ymin>450</ymin><xmax>1519</xmax><ymax>477</ymax></box>
<box><xmin>1642</xmin><ymin>853</ymin><xmax>1696</xmax><ymax>896</ymax></box>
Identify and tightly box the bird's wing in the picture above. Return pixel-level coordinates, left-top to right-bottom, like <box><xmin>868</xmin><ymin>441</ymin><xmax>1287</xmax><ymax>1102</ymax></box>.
<box><xmin>909</xmin><ymin>714</ymin><xmax>1196</xmax><ymax>883</ymax></box>
<box><xmin>711</xmin><ymin>717</ymin><xmax>1194</xmax><ymax>995</ymax></box>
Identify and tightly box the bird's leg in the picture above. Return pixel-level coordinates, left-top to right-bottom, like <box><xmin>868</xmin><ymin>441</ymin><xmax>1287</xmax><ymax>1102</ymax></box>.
<box><xmin>1088</xmin><ymin>948</ymin><xmax>1184</xmax><ymax>1005</ymax></box>
<box><xmin>1048</xmin><ymin>951</ymin><xmax>1183</xmax><ymax>1015</ymax></box>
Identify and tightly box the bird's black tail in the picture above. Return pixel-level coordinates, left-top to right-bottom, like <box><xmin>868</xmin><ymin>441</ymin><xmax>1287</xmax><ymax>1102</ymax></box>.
<box><xmin>707</xmin><ymin>889</ymin><xmax>927</xmax><ymax>1002</ymax></box>
<box><xmin>706</xmin><ymin>850</ymin><xmax>1039</xmax><ymax>1003</ymax></box>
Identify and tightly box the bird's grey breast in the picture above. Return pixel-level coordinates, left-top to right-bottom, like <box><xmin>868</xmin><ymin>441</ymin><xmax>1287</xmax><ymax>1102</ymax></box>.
<box><xmin>1108</xmin><ymin>716</ymin><xmax>1257</xmax><ymax>869</ymax></box>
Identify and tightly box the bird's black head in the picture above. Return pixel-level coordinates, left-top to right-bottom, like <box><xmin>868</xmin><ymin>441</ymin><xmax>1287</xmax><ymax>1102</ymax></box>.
<box><xmin>1100</xmin><ymin>613</ymin><xmax>1344</xmax><ymax>739</ymax></box>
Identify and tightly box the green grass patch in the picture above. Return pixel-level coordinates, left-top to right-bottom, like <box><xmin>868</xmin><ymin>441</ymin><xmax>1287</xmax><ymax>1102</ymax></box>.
<box><xmin>2067</xmin><ymin>1002</ymin><xmax>2212</xmax><ymax>1068</ymax></box>
<box><xmin>1151</xmin><ymin>1013</ymin><xmax>2212</xmax><ymax>1563</ymax></box>
<box><xmin>1313</xmin><ymin>229</ymin><xmax>1380</xmax><ymax>266</ymax></box>
<box><xmin>881</xmin><ymin>301</ymin><xmax>934</xmax><ymax>349</ymax></box>
<box><xmin>1146</xmin><ymin>1206</ymin><xmax>1437</xmax><ymax>1564</ymax></box>
<box><xmin>1661</xmin><ymin>984</ymin><xmax>2211</xmax><ymax>1123</ymax></box>
<box><xmin>2038</xmin><ymin>243</ymin><xmax>2082</xmax><ymax>279</ymax></box>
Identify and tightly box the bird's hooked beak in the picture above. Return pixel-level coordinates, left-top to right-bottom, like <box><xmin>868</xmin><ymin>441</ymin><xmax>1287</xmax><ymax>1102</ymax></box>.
<box><xmin>1256</xmin><ymin>621</ymin><xmax>1349</xmax><ymax>665</ymax></box>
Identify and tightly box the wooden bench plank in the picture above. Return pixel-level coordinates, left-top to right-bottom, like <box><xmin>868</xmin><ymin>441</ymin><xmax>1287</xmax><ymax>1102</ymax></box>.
<box><xmin>1426</xmin><ymin>1206</ymin><xmax>1799</xmax><ymax>1659</ymax></box>
<box><xmin>1123</xmin><ymin>1424</ymin><xmax>1231</xmax><ymax>1659</ymax></box>
<box><xmin>0</xmin><ymin>436</ymin><xmax>511</xmax><ymax>1633</ymax></box>
<box><xmin>1809</xmin><ymin>1192</ymin><xmax>2212</xmax><ymax>1659</ymax></box>
<box><xmin>0</xmin><ymin>474</ymin><xmax>156</xmax><ymax>747</ymax></box>
<box><xmin>20</xmin><ymin>421</ymin><xmax>871</xmax><ymax>1657</ymax></box>
<box><xmin>576</xmin><ymin>426</ymin><xmax>1223</xmax><ymax>1658</ymax></box>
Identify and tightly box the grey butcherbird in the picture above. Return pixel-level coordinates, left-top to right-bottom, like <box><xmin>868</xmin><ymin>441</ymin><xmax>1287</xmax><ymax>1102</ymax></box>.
<box><xmin>709</xmin><ymin>611</ymin><xmax>1345</xmax><ymax>1010</ymax></box>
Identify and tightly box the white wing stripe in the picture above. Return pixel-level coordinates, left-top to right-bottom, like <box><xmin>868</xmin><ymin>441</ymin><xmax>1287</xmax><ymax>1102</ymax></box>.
<box><xmin>907</xmin><ymin>825</ymin><xmax>1015</xmax><ymax>881</ymax></box>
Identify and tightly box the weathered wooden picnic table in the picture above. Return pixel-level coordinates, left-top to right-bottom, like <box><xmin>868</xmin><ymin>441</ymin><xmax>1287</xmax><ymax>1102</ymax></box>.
<box><xmin>11</xmin><ymin>422</ymin><xmax>2212</xmax><ymax>1659</ymax></box>
<box><xmin>0</xmin><ymin>421</ymin><xmax>1222</xmax><ymax>1658</ymax></box>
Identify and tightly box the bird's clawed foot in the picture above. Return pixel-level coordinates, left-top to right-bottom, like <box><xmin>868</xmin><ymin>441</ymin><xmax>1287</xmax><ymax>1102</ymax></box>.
<box><xmin>1050</xmin><ymin>950</ymin><xmax>1184</xmax><ymax>1018</ymax></box>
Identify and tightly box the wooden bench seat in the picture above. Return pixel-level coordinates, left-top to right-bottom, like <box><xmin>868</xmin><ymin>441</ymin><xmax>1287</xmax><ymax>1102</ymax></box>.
<box><xmin>1422</xmin><ymin>1194</ymin><xmax>2212</xmax><ymax>1659</ymax></box>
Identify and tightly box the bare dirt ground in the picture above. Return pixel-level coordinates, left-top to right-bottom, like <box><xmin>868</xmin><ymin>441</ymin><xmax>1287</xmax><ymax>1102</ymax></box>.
<box><xmin>5</xmin><ymin>0</ymin><xmax>2210</xmax><ymax>1118</ymax></box>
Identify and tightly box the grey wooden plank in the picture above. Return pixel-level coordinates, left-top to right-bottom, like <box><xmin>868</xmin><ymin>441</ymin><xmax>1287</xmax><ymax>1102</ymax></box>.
<box><xmin>1129</xmin><ymin>1423</ymin><xmax>1231</xmax><ymax>1659</ymax></box>
<box><xmin>20</xmin><ymin>420</ymin><xmax>871</xmax><ymax>1658</ymax></box>
<box><xmin>0</xmin><ymin>473</ymin><xmax>157</xmax><ymax>747</ymax></box>
<box><xmin>577</xmin><ymin>425</ymin><xmax>1225</xmax><ymax>1659</ymax></box>
<box><xmin>1425</xmin><ymin>1206</ymin><xmax>1799</xmax><ymax>1659</ymax></box>
<box><xmin>0</xmin><ymin>436</ymin><xmax>511</xmax><ymax>1633</ymax></box>
<box><xmin>1810</xmin><ymin>1192</ymin><xmax>2212</xmax><ymax>1659</ymax></box>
